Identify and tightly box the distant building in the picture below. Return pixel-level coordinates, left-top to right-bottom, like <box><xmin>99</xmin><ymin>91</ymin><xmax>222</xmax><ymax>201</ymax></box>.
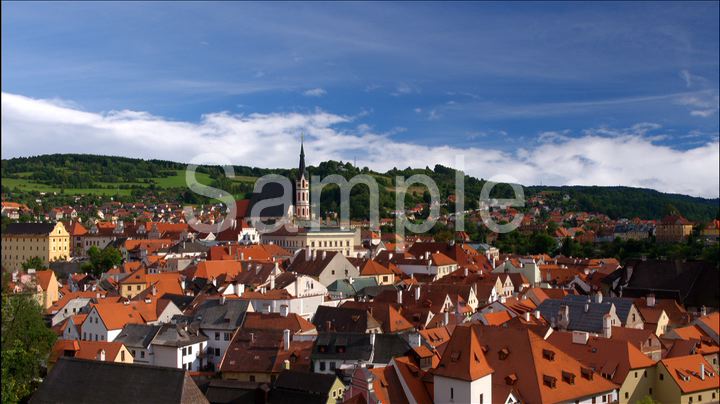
<box><xmin>656</xmin><ymin>215</ymin><xmax>693</xmax><ymax>243</ymax></box>
<box><xmin>2</xmin><ymin>222</ymin><xmax>70</xmax><ymax>271</ymax></box>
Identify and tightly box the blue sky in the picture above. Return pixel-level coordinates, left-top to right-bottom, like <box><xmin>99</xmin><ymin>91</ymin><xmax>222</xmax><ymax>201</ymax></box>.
<box><xmin>2</xmin><ymin>2</ymin><xmax>719</xmax><ymax>197</ymax></box>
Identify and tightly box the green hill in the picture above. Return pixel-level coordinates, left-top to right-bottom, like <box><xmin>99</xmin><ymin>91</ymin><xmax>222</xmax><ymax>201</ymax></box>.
<box><xmin>2</xmin><ymin>154</ymin><xmax>718</xmax><ymax>222</ymax></box>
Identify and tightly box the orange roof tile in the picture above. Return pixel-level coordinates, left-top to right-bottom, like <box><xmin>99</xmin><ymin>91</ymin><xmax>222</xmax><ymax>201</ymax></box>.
<box><xmin>660</xmin><ymin>354</ymin><xmax>719</xmax><ymax>393</ymax></box>
<box><xmin>433</xmin><ymin>325</ymin><xmax>493</xmax><ymax>381</ymax></box>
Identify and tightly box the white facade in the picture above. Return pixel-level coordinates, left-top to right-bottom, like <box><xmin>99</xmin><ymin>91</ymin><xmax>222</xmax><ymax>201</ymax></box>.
<box><xmin>50</xmin><ymin>297</ymin><xmax>92</xmax><ymax>326</ymax></box>
<box><xmin>247</xmin><ymin>293</ymin><xmax>325</xmax><ymax>320</ymax></box>
<box><xmin>152</xmin><ymin>341</ymin><xmax>206</xmax><ymax>371</ymax></box>
<box><xmin>204</xmin><ymin>327</ymin><xmax>236</xmax><ymax>369</ymax></box>
<box><xmin>82</xmin><ymin>307</ymin><xmax>118</xmax><ymax>342</ymax></box>
<box><xmin>433</xmin><ymin>374</ymin><xmax>492</xmax><ymax>404</ymax></box>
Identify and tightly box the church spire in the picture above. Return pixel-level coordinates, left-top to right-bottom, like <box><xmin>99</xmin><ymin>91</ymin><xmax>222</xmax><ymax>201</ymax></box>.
<box><xmin>298</xmin><ymin>133</ymin><xmax>307</xmax><ymax>178</ymax></box>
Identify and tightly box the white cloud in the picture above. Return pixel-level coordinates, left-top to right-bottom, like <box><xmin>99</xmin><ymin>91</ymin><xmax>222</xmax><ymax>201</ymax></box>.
<box><xmin>303</xmin><ymin>88</ymin><xmax>327</xmax><ymax>97</ymax></box>
<box><xmin>677</xmin><ymin>94</ymin><xmax>719</xmax><ymax>118</ymax></box>
<box><xmin>2</xmin><ymin>92</ymin><xmax>718</xmax><ymax>198</ymax></box>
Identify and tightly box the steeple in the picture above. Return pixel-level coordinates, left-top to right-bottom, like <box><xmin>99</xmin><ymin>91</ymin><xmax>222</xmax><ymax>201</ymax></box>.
<box><xmin>298</xmin><ymin>133</ymin><xmax>307</xmax><ymax>179</ymax></box>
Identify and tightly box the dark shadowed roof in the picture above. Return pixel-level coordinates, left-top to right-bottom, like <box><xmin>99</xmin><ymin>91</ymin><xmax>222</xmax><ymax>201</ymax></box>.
<box><xmin>274</xmin><ymin>369</ymin><xmax>339</xmax><ymax>395</ymax></box>
<box><xmin>4</xmin><ymin>222</ymin><xmax>56</xmax><ymax>235</ymax></box>
<box><xmin>192</xmin><ymin>299</ymin><xmax>249</xmax><ymax>331</ymax></box>
<box><xmin>30</xmin><ymin>357</ymin><xmax>208</xmax><ymax>404</ymax></box>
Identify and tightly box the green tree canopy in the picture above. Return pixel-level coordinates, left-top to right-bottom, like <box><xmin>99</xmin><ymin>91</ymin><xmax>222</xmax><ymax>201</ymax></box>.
<box><xmin>2</xmin><ymin>294</ymin><xmax>57</xmax><ymax>403</ymax></box>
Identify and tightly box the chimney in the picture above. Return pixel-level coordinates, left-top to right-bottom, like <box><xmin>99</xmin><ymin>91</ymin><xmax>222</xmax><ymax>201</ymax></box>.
<box><xmin>388</xmin><ymin>253</ymin><xmax>394</xmax><ymax>261</ymax></box>
<box><xmin>240</xmin><ymin>252</ymin><xmax>245</xmax><ymax>260</ymax></box>
<box><xmin>235</xmin><ymin>282</ymin><xmax>245</xmax><ymax>297</ymax></box>
<box><xmin>700</xmin><ymin>306</ymin><xmax>707</xmax><ymax>317</ymax></box>
<box><xmin>283</xmin><ymin>359</ymin><xmax>290</xmax><ymax>370</ymax></box>
<box><xmin>594</xmin><ymin>291</ymin><xmax>602</xmax><ymax>304</ymax></box>
<box><xmin>410</xmin><ymin>333</ymin><xmax>421</xmax><ymax>348</ymax></box>
<box><xmin>322</xmin><ymin>250</ymin><xmax>327</xmax><ymax>260</ymax></box>
<box><xmin>397</xmin><ymin>289</ymin><xmax>403</xmax><ymax>305</ymax></box>
<box><xmin>97</xmin><ymin>349</ymin><xmax>106</xmax><ymax>361</ymax></box>
<box><xmin>534</xmin><ymin>310</ymin><xmax>541</xmax><ymax>319</ymax></box>
<box><xmin>558</xmin><ymin>305</ymin><xmax>570</xmax><ymax>330</ymax></box>
<box><xmin>414</xmin><ymin>286</ymin><xmax>421</xmax><ymax>301</ymax></box>
<box><xmin>370</xmin><ymin>332</ymin><xmax>376</xmax><ymax>347</ymax></box>
<box><xmin>220</xmin><ymin>295</ymin><xmax>226</xmax><ymax>305</ymax></box>
<box><xmin>464</xmin><ymin>267</ymin><xmax>468</xmax><ymax>277</ymax></box>
<box><xmin>572</xmin><ymin>331</ymin><xmax>589</xmax><ymax>345</ymax></box>
<box><xmin>151</xmin><ymin>285</ymin><xmax>157</xmax><ymax>296</ymax></box>
<box><xmin>283</xmin><ymin>329</ymin><xmax>291</xmax><ymax>351</ymax></box>
<box><xmin>280</xmin><ymin>305</ymin><xmax>289</xmax><ymax>317</ymax></box>
<box><xmin>425</xmin><ymin>251</ymin><xmax>430</xmax><ymax>260</ymax></box>
<box><xmin>700</xmin><ymin>363</ymin><xmax>705</xmax><ymax>380</ymax></box>
<box><xmin>305</xmin><ymin>246</ymin><xmax>311</xmax><ymax>260</ymax></box>
<box><xmin>270</xmin><ymin>274</ymin><xmax>276</xmax><ymax>290</ymax></box>
<box><xmin>584</xmin><ymin>303</ymin><xmax>590</xmax><ymax>313</ymax></box>
<box><xmin>647</xmin><ymin>294</ymin><xmax>655</xmax><ymax>307</ymax></box>
<box><xmin>444</xmin><ymin>311</ymin><xmax>450</xmax><ymax>326</ymax></box>
<box><xmin>602</xmin><ymin>314</ymin><xmax>612</xmax><ymax>338</ymax></box>
<box><xmin>524</xmin><ymin>312</ymin><xmax>531</xmax><ymax>322</ymax></box>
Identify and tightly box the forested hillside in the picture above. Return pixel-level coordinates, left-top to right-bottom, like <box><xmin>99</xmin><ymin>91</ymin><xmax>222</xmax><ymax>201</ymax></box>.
<box><xmin>2</xmin><ymin>154</ymin><xmax>718</xmax><ymax>221</ymax></box>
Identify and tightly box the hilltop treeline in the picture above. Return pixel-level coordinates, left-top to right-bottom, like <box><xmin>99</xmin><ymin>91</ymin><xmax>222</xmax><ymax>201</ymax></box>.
<box><xmin>2</xmin><ymin>154</ymin><xmax>718</xmax><ymax>221</ymax></box>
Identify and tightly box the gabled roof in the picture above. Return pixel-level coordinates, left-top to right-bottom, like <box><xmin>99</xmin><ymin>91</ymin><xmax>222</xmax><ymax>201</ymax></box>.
<box><xmin>286</xmin><ymin>251</ymin><xmax>346</xmax><ymax>277</ymax></box>
<box><xmin>220</xmin><ymin>329</ymin><xmax>313</xmax><ymax>374</ymax></box>
<box><xmin>242</xmin><ymin>312</ymin><xmax>316</xmax><ymax>334</ymax></box>
<box><xmin>91</xmin><ymin>302</ymin><xmax>147</xmax><ymax>330</ymax></box>
<box><xmin>30</xmin><ymin>358</ymin><xmax>208</xmax><ymax>404</ymax></box>
<box><xmin>191</xmin><ymin>298</ymin><xmax>249</xmax><ymax>331</ymax></box>
<box><xmin>49</xmin><ymin>340</ymin><xmax>127</xmax><ymax>363</ymax></box>
<box><xmin>433</xmin><ymin>325</ymin><xmax>493</xmax><ymax>382</ymax></box>
<box><xmin>273</xmin><ymin>369</ymin><xmax>338</xmax><ymax>396</ymax></box>
<box><xmin>546</xmin><ymin>331</ymin><xmax>655</xmax><ymax>385</ymax></box>
<box><xmin>115</xmin><ymin>324</ymin><xmax>163</xmax><ymax>349</ymax></box>
<box><xmin>660</xmin><ymin>354</ymin><xmax>718</xmax><ymax>393</ymax></box>
<box><xmin>469</xmin><ymin>325</ymin><xmax>617</xmax><ymax>404</ymax></box>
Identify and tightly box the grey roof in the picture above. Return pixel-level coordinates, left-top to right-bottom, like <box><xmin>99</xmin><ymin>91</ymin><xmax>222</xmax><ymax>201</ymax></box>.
<box><xmin>4</xmin><ymin>222</ymin><xmax>56</xmax><ymax>235</ymax></box>
<box><xmin>30</xmin><ymin>358</ymin><xmax>208</xmax><ymax>404</ymax></box>
<box><xmin>564</xmin><ymin>294</ymin><xmax>635</xmax><ymax>323</ymax></box>
<box><xmin>192</xmin><ymin>299</ymin><xmax>249</xmax><ymax>331</ymax></box>
<box><xmin>327</xmin><ymin>277</ymin><xmax>379</xmax><ymax>297</ymax></box>
<box><xmin>312</xmin><ymin>306</ymin><xmax>370</xmax><ymax>333</ymax></box>
<box><xmin>312</xmin><ymin>332</ymin><xmax>373</xmax><ymax>361</ymax></box>
<box><xmin>152</xmin><ymin>323</ymin><xmax>208</xmax><ymax>347</ymax></box>
<box><xmin>115</xmin><ymin>324</ymin><xmax>162</xmax><ymax>349</ymax></box>
<box><xmin>537</xmin><ymin>297</ymin><xmax>614</xmax><ymax>334</ymax></box>
<box><xmin>166</xmin><ymin>241</ymin><xmax>209</xmax><ymax>254</ymax></box>
<box><xmin>310</xmin><ymin>332</ymin><xmax>410</xmax><ymax>364</ymax></box>
<box><xmin>371</xmin><ymin>333</ymin><xmax>412</xmax><ymax>364</ymax></box>
<box><xmin>161</xmin><ymin>293</ymin><xmax>196</xmax><ymax>311</ymax></box>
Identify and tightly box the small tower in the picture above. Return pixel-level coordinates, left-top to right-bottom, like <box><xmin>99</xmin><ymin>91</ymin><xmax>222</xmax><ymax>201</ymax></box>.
<box><xmin>295</xmin><ymin>135</ymin><xmax>310</xmax><ymax>221</ymax></box>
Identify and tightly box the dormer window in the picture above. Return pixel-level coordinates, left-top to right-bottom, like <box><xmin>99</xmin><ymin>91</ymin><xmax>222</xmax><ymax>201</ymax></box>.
<box><xmin>543</xmin><ymin>375</ymin><xmax>557</xmax><ymax>388</ymax></box>
<box><xmin>562</xmin><ymin>371</ymin><xmax>575</xmax><ymax>385</ymax></box>
<box><xmin>542</xmin><ymin>349</ymin><xmax>555</xmax><ymax>361</ymax></box>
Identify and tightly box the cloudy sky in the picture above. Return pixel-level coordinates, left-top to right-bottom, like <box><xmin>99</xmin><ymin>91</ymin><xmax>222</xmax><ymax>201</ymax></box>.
<box><xmin>2</xmin><ymin>2</ymin><xmax>719</xmax><ymax>197</ymax></box>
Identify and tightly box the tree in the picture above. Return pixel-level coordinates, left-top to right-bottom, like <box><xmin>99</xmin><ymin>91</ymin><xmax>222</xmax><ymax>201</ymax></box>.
<box><xmin>21</xmin><ymin>257</ymin><xmax>46</xmax><ymax>271</ymax></box>
<box><xmin>1</xmin><ymin>294</ymin><xmax>57</xmax><ymax>403</ymax></box>
<box><xmin>82</xmin><ymin>246</ymin><xmax>123</xmax><ymax>277</ymax></box>
<box><xmin>529</xmin><ymin>233</ymin><xmax>556</xmax><ymax>254</ymax></box>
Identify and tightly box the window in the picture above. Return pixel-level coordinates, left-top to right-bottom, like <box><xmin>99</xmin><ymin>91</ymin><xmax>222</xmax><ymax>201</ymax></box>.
<box><xmin>188</xmin><ymin>346</ymin><xmax>192</xmax><ymax>355</ymax></box>
<box><xmin>121</xmin><ymin>351</ymin><xmax>125</xmax><ymax>361</ymax></box>
<box><xmin>319</xmin><ymin>361</ymin><xmax>326</xmax><ymax>371</ymax></box>
<box><xmin>644</xmin><ymin>370</ymin><xmax>647</xmax><ymax>378</ymax></box>
<box><xmin>329</xmin><ymin>362</ymin><xmax>336</xmax><ymax>370</ymax></box>
<box><xmin>224</xmin><ymin>333</ymin><xmax>230</xmax><ymax>341</ymax></box>
<box><xmin>625</xmin><ymin>392</ymin><xmax>629</xmax><ymax>399</ymax></box>
<box><xmin>659</xmin><ymin>373</ymin><xmax>664</xmax><ymax>381</ymax></box>
<box><xmin>450</xmin><ymin>388</ymin><xmax>454</xmax><ymax>401</ymax></box>
<box><xmin>182</xmin><ymin>347</ymin><xmax>187</xmax><ymax>356</ymax></box>
<box><xmin>634</xmin><ymin>371</ymin><xmax>638</xmax><ymax>378</ymax></box>
<box><xmin>479</xmin><ymin>393</ymin><xmax>483</xmax><ymax>404</ymax></box>
<box><xmin>141</xmin><ymin>351</ymin><xmax>145</xmax><ymax>359</ymax></box>
<box><xmin>249</xmin><ymin>375</ymin><xmax>256</xmax><ymax>382</ymax></box>
<box><xmin>215</xmin><ymin>348</ymin><xmax>220</xmax><ymax>356</ymax></box>
<box><xmin>649</xmin><ymin>388</ymin><xmax>652</xmax><ymax>395</ymax></box>
<box><xmin>215</xmin><ymin>332</ymin><xmax>220</xmax><ymax>341</ymax></box>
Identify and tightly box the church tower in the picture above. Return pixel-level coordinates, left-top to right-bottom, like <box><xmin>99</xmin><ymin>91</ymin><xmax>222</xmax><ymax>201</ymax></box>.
<box><xmin>295</xmin><ymin>135</ymin><xmax>310</xmax><ymax>221</ymax></box>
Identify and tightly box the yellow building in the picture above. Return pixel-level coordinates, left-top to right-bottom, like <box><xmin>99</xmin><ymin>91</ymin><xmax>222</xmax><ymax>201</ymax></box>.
<box><xmin>2</xmin><ymin>222</ymin><xmax>70</xmax><ymax>271</ymax></box>
<box><xmin>656</xmin><ymin>215</ymin><xmax>694</xmax><ymax>243</ymax></box>
<box><xmin>655</xmin><ymin>354</ymin><xmax>719</xmax><ymax>404</ymax></box>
